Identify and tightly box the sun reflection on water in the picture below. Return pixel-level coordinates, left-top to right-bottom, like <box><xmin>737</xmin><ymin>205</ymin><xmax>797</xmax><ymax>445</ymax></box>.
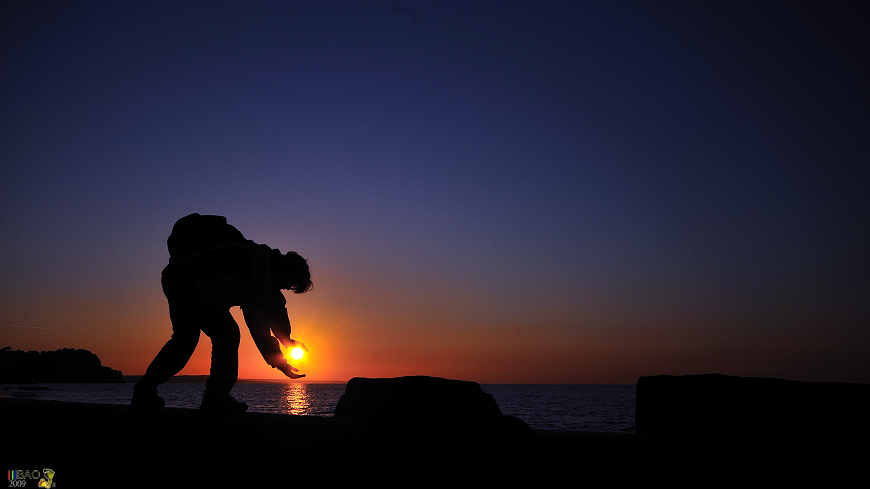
<box><xmin>283</xmin><ymin>383</ymin><xmax>311</xmax><ymax>416</ymax></box>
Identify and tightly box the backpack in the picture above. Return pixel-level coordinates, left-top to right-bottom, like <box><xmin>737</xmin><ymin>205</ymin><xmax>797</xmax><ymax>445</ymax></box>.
<box><xmin>167</xmin><ymin>213</ymin><xmax>246</xmax><ymax>257</ymax></box>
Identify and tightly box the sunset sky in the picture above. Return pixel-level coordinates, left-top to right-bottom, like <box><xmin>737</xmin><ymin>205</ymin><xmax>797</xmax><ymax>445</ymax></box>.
<box><xmin>2</xmin><ymin>1</ymin><xmax>867</xmax><ymax>384</ymax></box>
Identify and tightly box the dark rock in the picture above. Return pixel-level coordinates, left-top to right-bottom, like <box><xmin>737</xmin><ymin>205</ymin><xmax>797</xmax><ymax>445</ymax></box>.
<box><xmin>636</xmin><ymin>373</ymin><xmax>870</xmax><ymax>437</ymax></box>
<box><xmin>334</xmin><ymin>376</ymin><xmax>534</xmax><ymax>447</ymax></box>
<box><xmin>335</xmin><ymin>375</ymin><xmax>501</xmax><ymax>419</ymax></box>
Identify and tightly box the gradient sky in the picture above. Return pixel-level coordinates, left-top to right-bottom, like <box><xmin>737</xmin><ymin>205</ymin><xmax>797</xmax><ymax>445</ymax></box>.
<box><xmin>2</xmin><ymin>1</ymin><xmax>867</xmax><ymax>384</ymax></box>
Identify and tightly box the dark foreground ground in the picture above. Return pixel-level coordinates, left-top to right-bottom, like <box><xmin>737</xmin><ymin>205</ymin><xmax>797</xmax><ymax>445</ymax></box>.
<box><xmin>1</xmin><ymin>398</ymin><xmax>863</xmax><ymax>487</ymax></box>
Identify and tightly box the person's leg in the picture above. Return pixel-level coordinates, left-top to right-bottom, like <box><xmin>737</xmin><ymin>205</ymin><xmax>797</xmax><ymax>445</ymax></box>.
<box><xmin>135</xmin><ymin>310</ymin><xmax>201</xmax><ymax>390</ymax></box>
<box><xmin>131</xmin><ymin>300</ymin><xmax>201</xmax><ymax>410</ymax></box>
<box><xmin>133</xmin><ymin>267</ymin><xmax>202</xmax><ymax>409</ymax></box>
<box><xmin>198</xmin><ymin>308</ymin><xmax>247</xmax><ymax>412</ymax></box>
<box><xmin>200</xmin><ymin>308</ymin><xmax>240</xmax><ymax>396</ymax></box>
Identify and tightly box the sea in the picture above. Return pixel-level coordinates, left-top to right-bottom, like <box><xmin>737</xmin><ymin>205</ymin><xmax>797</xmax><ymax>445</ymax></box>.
<box><xmin>0</xmin><ymin>381</ymin><xmax>636</xmax><ymax>433</ymax></box>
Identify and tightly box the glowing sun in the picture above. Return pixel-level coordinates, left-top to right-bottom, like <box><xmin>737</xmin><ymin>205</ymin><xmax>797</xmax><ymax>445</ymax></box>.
<box><xmin>289</xmin><ymin>347</ymin><xmax>305</xmax><ymax>361</ymax></box>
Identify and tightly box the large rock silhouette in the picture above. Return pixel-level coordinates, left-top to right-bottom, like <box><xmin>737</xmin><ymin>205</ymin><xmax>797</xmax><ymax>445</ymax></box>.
<box><xmin>334</xmin><ymin>375</ymin><xmax>533</xmax><ymax>446</ymax></box>
<box><xmin>335</xmin><ymin>375</ymin><xmax>501</xmax><ymax>419</ymax></box>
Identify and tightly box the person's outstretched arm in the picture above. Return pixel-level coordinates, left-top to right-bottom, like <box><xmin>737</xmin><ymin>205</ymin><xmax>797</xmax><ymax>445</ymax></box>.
<box><xmin>242</xmin><ymin>304</ymin><xmax>305</xmax><ymax>379</ymax></box>
<box><xmin>268</xmin><ymin>309</ymin><xmax>308</xmax><ymax>352</ymax></box>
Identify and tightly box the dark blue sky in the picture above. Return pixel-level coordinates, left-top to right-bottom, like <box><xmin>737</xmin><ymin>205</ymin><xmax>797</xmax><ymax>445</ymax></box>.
<box><xmin>1</xmin><ymin>1</ymin><xmax>867</xmax><ymax>382</ymax></box>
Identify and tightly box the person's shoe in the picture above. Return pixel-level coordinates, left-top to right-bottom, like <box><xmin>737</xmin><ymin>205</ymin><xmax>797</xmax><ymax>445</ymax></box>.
<box><xmin>200</xmin><ymin>392</ymin><xmax>248</xmax><ymax>413</ymax></box>
<box><xmin>131</xmin><ymin>388</ymin><xmax>165</xmax><ymax>411</ymax></box>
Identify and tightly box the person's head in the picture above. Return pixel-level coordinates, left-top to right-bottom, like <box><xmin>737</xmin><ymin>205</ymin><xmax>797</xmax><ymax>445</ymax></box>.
<box><xmin>279</xmin><ymin>251</ymin><xmax>313</xmax><ymax>294</ymax></box>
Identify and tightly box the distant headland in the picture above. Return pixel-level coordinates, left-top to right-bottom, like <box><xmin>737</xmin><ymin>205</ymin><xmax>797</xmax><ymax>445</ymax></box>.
<box><xmin>0</xmin><ymin>347</ymin><xmax>124</xmax><ymax>383</ymax></box>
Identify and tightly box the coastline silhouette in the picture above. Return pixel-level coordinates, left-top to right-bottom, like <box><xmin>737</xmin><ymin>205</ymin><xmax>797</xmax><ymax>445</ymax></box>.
<box><xmin>132</xmin><ymin>213</ymin><xmax>312</xmax><ymax>413</ymax></box>
<box><xmin>0</xmin><ymin>347</ymin><xmax>123</xmax><ymax>383</ymax></box>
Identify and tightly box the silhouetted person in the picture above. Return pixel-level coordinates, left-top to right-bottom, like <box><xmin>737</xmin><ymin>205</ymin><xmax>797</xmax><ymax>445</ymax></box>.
<box><xmin>131</xmin><ymin>214</ymin><xmax>312</xmax><ymax>412</ymax></box>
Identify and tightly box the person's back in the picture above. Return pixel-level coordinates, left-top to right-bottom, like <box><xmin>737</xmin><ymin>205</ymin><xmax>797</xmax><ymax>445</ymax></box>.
<box><xmin>167</xmin><ymin>213</ymin><xmax>246</xmax><ymax>257</ymax></box>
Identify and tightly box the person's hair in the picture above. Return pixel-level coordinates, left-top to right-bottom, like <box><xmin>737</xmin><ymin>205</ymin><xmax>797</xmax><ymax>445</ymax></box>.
<box><xmin>281</xmin><ymin>251</ymin><xmax>313</xmax><ymax>294</ymax></box>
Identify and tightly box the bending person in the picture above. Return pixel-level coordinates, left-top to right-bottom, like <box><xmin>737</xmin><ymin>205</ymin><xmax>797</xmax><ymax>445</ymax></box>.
<box><xmin>131</xmin><ymin>214</ymin><xmax>312</xmax><ymax>412</ymax></box>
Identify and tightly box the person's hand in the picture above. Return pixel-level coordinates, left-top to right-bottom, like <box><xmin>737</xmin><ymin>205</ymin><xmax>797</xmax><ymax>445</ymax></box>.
<box><xmin>277</xmin><ymin>362</ymin><xmax>305</xmax><ymax>379</ymax></box>
<box><xmin>286</xmin><ymin>339</ymin><xmax>308</xmax><ymax>352</ymax></box>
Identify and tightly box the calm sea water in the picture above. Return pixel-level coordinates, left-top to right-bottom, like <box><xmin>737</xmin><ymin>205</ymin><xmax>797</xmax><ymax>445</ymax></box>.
<box><xmin>0</xmin><ymin>382</ymin><xmax>636</xmax><ymax>433</ymax></box>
